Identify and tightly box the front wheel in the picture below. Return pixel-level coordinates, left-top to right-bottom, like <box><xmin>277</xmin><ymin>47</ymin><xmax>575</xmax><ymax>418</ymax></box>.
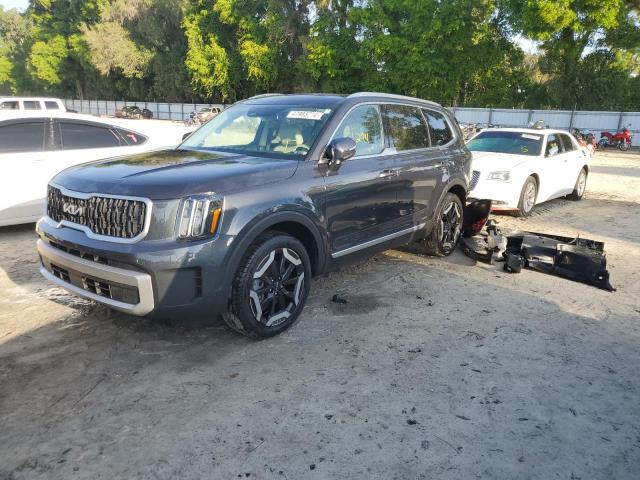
<box><xmin>619</xmin><ymin>141</ymin><xmax>631</xmax><ymax>152</ymax></box>
<box><xmin>422</xmin><ymin>192</ymin><xmax>463</xmax><ymax>256</ymax></box>
<box><xmin>568</xmin><ymin>168</ymin><xmax>587</xmax><ymax>200</ymax></box>
<box><xmin>515</xmin><ymin>176</ymin><xmax>537</xmax><ymax>217</ymax></box>
<box><xmin>223</xmin><ymin>233</ymin><xmax>311</xmax><ymax>338</ymax></box>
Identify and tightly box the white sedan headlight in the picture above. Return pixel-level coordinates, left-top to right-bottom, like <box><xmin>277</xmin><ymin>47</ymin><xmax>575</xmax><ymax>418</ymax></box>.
<box><xmin>487</xmin><ymin>171</ymin><xmax>511</xmax><ymax>182</ymax></box>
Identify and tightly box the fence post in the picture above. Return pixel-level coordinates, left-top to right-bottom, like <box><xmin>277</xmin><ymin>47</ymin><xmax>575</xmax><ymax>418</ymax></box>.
<box><xmin>617</xmin><ymin>111</ymin><xmax>624</xmax><ymax>130</ymax></box>
<box><xmin>181</xmin><ymin>103</ymin><xmax>184</xmax><ymax>121</ymax></box>
<box><xmin>569</xmin><ymin>109</ymin><xmax>575</xmax><ymax>130</ymax></box>
<box><xmin>156</xmin><ymin>102</ymin><xmax>160</xmax><ymax>120</ymax></box>
<box><xmin>168</xmin><ymin>103</ymin><xmax>171</xmax><ymax>121</ymax></box>
<box><xmin>488</xmin><ymin>108</ymin><xmax>493</xmax><ymax>126</ymax></box>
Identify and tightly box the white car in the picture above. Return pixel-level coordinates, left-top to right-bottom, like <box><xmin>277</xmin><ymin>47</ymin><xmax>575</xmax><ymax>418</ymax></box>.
<box><xmin>466</xmin><ymin>128</ymin><xmax>591</xmax><ymax>216</ymax></box>
<box><xmin>0</xmin><ymin>112</ymin><xmax>193</xmax><ymax>226</ymax></box>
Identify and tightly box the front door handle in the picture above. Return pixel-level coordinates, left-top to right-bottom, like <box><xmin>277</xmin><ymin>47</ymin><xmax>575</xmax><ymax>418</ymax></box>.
<box><xmin>379</xmin><ymin>169</ymin><xmax>398</xmax><ymax>178</ymax></box>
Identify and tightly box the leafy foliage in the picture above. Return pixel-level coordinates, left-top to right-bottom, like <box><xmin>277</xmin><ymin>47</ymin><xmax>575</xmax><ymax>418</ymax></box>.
<box><xmin>0</xmin><ymin>0</ymin><xmax>637</xmax><ymax>110</ymax></box>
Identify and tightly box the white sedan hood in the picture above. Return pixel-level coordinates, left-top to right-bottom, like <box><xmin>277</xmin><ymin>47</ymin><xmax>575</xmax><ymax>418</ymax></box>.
<box><xmin>470</xmin><ymin>151</ymin><xmax>531</xmax><ymax>171</ymax></box>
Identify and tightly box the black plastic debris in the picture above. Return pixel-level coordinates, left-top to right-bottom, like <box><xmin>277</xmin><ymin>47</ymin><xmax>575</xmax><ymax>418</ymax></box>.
<box><xmin>459</xmin><ymin>222</ymin><xmax>615</xmax><ymax>291</ymax></box>
<box><xmin>503</xmin><ymin>252</ymin><xmax>524</xmax><ymax>273</ymax></box>
<box><xmin>331</xmin><ymin>294</ymin><xmax>348</xmax><ymax>304</ymax></box>
<box><xmin>506</xmin><ymin>232</ymin><xmax>615</xmax><ymax>291</ymax></box>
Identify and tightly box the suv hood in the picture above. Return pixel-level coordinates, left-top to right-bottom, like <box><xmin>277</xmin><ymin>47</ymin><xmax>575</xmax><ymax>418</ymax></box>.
<box><xmin>471</xmin><ymin>151</ymin><xmax>532</xmax><ymax>171</ymax></box>
<box><xmin>52</xmin><ymin>149</ymin><xmax>300</xmax><ymax>199</ymax></box>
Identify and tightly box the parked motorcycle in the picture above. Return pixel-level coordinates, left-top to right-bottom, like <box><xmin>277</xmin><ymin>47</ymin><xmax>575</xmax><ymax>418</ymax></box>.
<box><xmin>599</xmin><ymin>127</ymin><xmax>633</xmax><ymax>151</ymax></box>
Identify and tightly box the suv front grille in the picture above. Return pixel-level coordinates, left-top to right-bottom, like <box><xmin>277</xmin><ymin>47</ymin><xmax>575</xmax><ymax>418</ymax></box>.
<box><xmin>469</xmin><ymin>170</ymin><xmax>480</xmax><ymax>190</ymax></box>
<box><xmin>47</xmin><ymin>186</ymin><xmax>147</xmax><ymax>240</ymax></box>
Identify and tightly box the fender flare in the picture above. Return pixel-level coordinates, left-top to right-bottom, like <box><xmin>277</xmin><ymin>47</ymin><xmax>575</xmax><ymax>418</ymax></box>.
<box><xmin>220</xmin><ymin>209</ymin><xmax>327</xmax><ymax>296</ymax></box>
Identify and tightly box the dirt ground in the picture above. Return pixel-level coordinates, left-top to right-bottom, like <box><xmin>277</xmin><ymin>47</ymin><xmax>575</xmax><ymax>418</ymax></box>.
<box><xmin>1</xmin><ymin>151</ymin><xmax>639</xmax><ymax>479</ymax></box>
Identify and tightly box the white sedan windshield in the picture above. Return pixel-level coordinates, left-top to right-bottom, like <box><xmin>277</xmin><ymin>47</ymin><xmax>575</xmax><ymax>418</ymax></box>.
<box><xmin>468</xmin><ymin>131</ymin><xmax>542</xmax><ymax>156</ymax></box>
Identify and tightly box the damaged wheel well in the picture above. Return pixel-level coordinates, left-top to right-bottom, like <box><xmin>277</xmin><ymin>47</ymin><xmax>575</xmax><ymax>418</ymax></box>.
<box><xmin>448</xmin><ymin>185</ymin><xmax>466</xmax><ymax>205</ymax></box>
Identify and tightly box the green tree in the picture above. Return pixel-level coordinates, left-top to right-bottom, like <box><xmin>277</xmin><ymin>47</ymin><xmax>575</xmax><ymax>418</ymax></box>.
<box><xmin>501</xmin><ymin>0</ymin><xmax>640</xmax><ymax>108</ymax></box>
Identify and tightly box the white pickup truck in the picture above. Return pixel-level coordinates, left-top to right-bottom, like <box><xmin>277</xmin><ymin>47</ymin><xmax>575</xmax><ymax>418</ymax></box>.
<box><xmin>0</xmin><ymin>97</ymin><xmax>67</xmax><ymax>112</ymax></box>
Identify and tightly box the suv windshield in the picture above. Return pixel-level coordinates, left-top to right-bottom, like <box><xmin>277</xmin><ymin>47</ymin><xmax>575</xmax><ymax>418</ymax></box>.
<box><xmin>180</xmin><ymin>104</ymin><xmax>333</xmax><ymax>158</ymax></box>
<box><xmin>467</xmin><ymin>131</ymin><xmax>543</xmax><ymax>156</ymax></box>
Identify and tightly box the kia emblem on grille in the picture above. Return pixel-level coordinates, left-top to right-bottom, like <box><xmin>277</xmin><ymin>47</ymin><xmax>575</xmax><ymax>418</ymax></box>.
<box><xmin>62</xmin><ymin>202</ymin><xmax>84</xmax><ymax>216</ymax></box>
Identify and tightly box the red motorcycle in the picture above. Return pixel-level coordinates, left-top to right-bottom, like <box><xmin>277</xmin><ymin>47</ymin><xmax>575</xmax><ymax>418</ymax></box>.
<box><xmin>599</xmin><ymin>127</ymin><xmax>633</xmax><ymax>151</ymax></box>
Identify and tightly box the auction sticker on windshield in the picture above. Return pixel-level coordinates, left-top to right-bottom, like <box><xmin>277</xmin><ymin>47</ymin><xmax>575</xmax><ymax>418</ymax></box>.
<box><xmin>287</xmin><ymin>110</ymin><xmax>325</xmax><ymax>120</ymax></box>
<box><xmin>521</xmin><ymin>134</ymin><xmax>541</xmax><ymax>140</ymax></box>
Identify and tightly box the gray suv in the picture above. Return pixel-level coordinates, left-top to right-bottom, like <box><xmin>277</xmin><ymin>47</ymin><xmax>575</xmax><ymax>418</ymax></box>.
<box><xmin>37</xmin><ymin>92</ymin><xmax>471</xmax><ymax>338</ymax></box>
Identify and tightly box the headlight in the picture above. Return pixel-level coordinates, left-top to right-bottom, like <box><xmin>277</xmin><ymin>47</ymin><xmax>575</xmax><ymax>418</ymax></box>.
<box><xmin>487</xmin><ymin>171</ymin><xmax>511</xmax><ymax>182</ymax></box>
<box><xmin>177</xmin><ymin>194</ymin><xmax>223</xmax><ymax>239</ymax></box>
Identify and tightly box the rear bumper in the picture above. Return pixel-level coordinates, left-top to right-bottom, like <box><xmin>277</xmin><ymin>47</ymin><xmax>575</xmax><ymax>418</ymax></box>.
<box><xmin>38</xmin><ymin>239</ymin><xmax>155</xmax><ymax>315</ymax></box>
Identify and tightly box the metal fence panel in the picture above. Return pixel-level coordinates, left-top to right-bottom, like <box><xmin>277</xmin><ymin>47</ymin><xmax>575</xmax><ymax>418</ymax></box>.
<box><xmin>64</xmin><ymin>100</ymin><xmax>640</xmax><ymax>145</ymax></box>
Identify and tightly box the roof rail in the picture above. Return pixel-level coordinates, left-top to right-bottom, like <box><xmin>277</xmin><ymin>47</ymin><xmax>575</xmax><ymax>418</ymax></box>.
<box><xmin>347</xmin><ymin>92</ymin><xmax>440</xmax><ymax>106</ymax></box>
<box><xmin>246</xmin><ymin>93</ymin><xmax>285</xmax><ymax>100</ymax></box>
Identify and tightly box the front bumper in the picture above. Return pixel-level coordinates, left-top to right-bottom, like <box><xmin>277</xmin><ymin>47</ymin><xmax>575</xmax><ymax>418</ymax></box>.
<box><xmin>36</xmin><ymin>218</ymin><xmax>234</xmax><ymax>318</ymax></box>
<box><xmin>468</xmin><ymin>176</ymin><xmax>520</xmax><ymax>210</ymax></box>
<box><xmin>38</xmin><ymin>239</ymin><xmax>155</xmax><ymax>315</ymax></box>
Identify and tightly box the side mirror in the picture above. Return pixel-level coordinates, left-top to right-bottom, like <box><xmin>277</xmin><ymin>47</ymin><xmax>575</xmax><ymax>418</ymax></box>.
<box><xmin>323</xmin><ymin>137</ymin><xmax>357</xmax><ymax>170</ymax></box>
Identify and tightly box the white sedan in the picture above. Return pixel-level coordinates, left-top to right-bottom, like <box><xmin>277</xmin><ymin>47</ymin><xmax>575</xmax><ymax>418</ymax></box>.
<box><xmin>466</xmin><ymin>128</ymin><xmax>591</xmax><ymax>216</ymax></box>
<box><xmin>0</xmin><ymin>112</ymin><xmax>193</xmax><ymax>226</ymax></box>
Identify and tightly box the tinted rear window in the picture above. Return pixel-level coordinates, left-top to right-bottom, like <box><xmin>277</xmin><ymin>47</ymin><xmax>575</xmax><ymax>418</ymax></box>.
<box><xmin>423</xmin><ymin>109</ymin><xmax>453</xmax><ymax>146</ymax></box>
<box><xmin>60</xmin><ymin>122</ymin><xmax>121</xmax><ymax>150</ymax></box>
<box><xmin>383</xmin><ymin>105</ymin><xmax>429</xmax><ymax>151</ymax></box>
<box><xmin>0</xmin><ymin>101</ymin><xmax>19</xmax><ymax>110</ymax></box>
<box><xmin>45</xmin><ymin>101</ymin><xmax>60</xmax><ymax>110</ymax></box>
<box><xmin>0</xmin><ymin>121</ymin><xmax>46</xmax><ymax>153</ymax></box>
<box><xmin>23</xmin><ymin>101</ymin><xmax>41</xmax><ymax>110</ymax></box>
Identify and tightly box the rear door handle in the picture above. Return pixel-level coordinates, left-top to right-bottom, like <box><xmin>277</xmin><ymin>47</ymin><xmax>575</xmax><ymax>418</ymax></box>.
<box><xmin>379</xmin><ymin>169</ymin><xmax>398</xmax><ymax>178</ymax></box>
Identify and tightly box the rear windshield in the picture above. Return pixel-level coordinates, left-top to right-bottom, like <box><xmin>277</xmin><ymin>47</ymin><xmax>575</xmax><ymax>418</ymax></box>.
<box><xmin>467</xmin><ymin>131</ymin><xmax>543</xmax><ymax>156</ymax></box>
<box><xmin>180</xmin><ymin>103</ymin><xmax>333</xmax><ymax>159</ymax></box>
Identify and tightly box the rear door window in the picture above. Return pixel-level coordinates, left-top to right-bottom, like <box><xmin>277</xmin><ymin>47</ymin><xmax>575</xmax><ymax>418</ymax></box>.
<box><xmin>560</xmin><ymin>134</ymin><xmax>576</xmax><ymax>152</ymax></box>
<box><xmin>423</xmin><ymin>109</ymin><xmax>454</xmax><ymax>146</ymax></box>
<box><xmin>545</xmin><ymin>134</ymin><xmax>564</xmax><ymax>157</ymax></box>
<box><xmin>116</xmin><ymin>128</ymin><xmax>148</xmax><ymax>146</ymax></box>
<box><xmin>44</xmin><ymin>101</ymin><xmax>60</xmax><ymax>110</ymax></box>
<box><xmin>23</xmin><ymin>101</ymin><xmax>42</xmax><ymax>110</ymax></box>
<box><xmin>383</xmin><ymin>105</ymin><xmax>430</xmax><ymax>151</ymax></box>
<box><xmin>59</xmin><ymin>122</ymin><xmax>122</xmax><ymax>150</ymax></box>
<box><xmin>333</xmin><ymin>105</ymin><xmax>384</xmax><ymax>157</ymax></box>
<box><xmin>0</xmin><ymin>121</ymin><xmax>46</xmax><ymax>153</ymax></box>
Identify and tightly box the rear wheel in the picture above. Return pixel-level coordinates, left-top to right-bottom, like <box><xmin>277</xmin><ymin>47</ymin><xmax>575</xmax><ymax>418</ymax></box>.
<box><xmin>223</xmin><ymin>233</ymin><xmax>311</xmax><ymax>338</ymax></box>
<box><xmin>568</xmin><ymin>168</ymin><xmax>587</xmax><ymax>200</ymax></box>
<box><xmin>515</xmin><ymin>176</ymin><xmax>537</xmax><ymax>217</ymax></box>
<box><xmin>422</xmin><ymin>192</ymin><xmax>463</xmax><ymax>256</ymax></box>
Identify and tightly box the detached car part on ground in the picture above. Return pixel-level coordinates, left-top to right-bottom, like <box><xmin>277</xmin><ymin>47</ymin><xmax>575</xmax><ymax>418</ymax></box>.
<box><xmin>460</xmin><ymin>201</ymin><xmax>615</xmax><ymax>291</ymax></box>
<box><xmin>37</xmin><ymin>92</ymin><xmax>471</xmax><ymax>339</ymax></box>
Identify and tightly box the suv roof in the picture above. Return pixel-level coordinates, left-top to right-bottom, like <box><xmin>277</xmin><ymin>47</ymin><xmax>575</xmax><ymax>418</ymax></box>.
<box><xmin>242</xmin><ymin>92</ymin><xmax>442</xmax><ymax>109</ymax></box>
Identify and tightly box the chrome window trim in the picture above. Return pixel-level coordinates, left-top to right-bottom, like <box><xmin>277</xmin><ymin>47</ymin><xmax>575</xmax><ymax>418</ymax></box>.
<box><xmin>331</xmin><ymin>222</ymin><xmax>426</xmax><ymax>258</ymax></box>
<box><xmin>44</xmin><ymin>183</ymin><xmax>153</xmax><ymax>244</ymax></box>
<box><xmin>325</xmin><ymin>100</ymin><xmax>458</xmax><ymax>161</ymax></box>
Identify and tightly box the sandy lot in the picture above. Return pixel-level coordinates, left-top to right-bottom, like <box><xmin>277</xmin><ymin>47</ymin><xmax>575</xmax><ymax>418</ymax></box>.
<box><xmin>1</xmin><ymin>151</ymin><xmax>639</xmax><ymax>479</ymax></box>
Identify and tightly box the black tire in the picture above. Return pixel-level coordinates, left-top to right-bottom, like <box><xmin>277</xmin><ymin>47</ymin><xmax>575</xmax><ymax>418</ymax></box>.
<box><xmin>222</xmin><ymin>232</ymin><xmax>312</xmax><ymax>338</ymax></box>
<box><xmin>568</xmin><ymin>168</ymin><xmax>587</xmax><ymax>201</ymax></box>
<box><xmin>422</xmin><ymin>192</ymin><xmax>464</xmax><ymax>256</ymax></box>
<box><xmin>515</xmin><ymin>176</ymin><xmax>537</xmax><ymax>217</ymax></box>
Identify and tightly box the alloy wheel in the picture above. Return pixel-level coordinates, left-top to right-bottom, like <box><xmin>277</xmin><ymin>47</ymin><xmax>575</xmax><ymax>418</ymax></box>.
<box><xmin>523</xmin><ymin>182</ymin><xmax>536</xmax><ymax>213</ymax></box>
<box><xmin>439</xmin><ymin>200</ymin><xmax>462</xmax><ymax>250</ymax></box>
<box><xmin>249</xmin><ymin>247</ymin><xmax>306</xmax><ymax>327</ymax></box>
<box><xmin>577</xmin><ymin>170</ymin><xmax>587</xmax><ymax>197</ymax></box>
